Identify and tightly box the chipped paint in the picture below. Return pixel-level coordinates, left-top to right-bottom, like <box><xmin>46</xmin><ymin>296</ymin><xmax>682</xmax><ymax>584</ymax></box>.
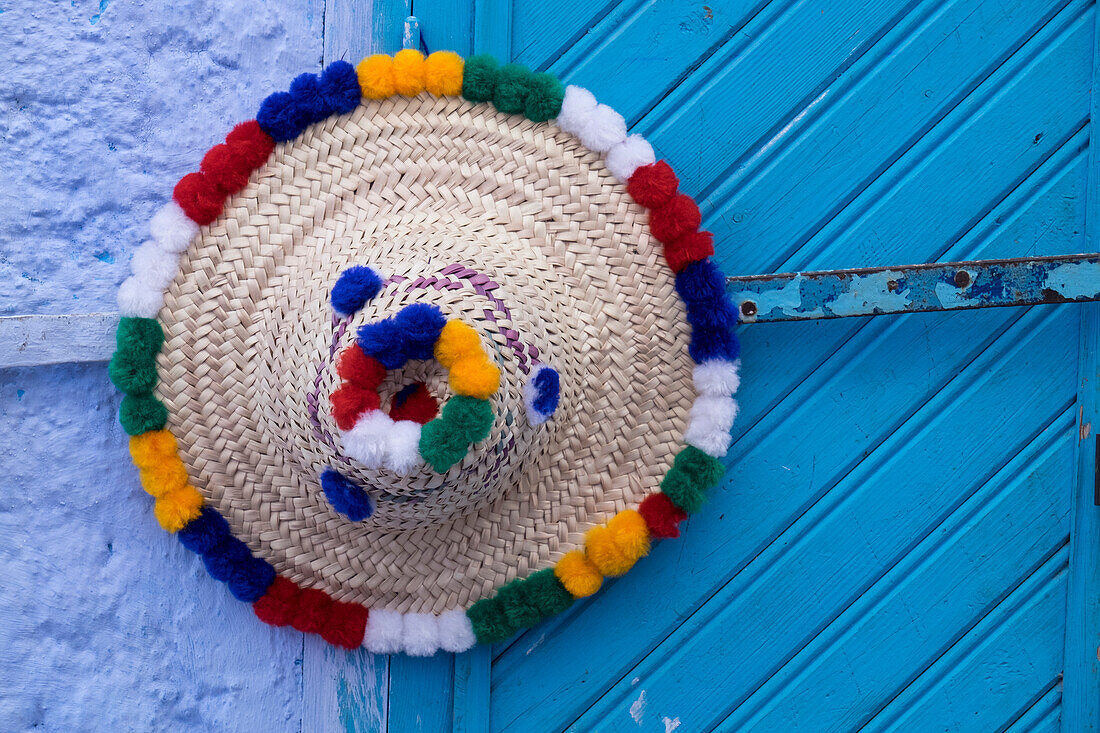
<box><xmin>663</xmin><ymin>715</ymin><xmax>682</xmax><ymax>732</ymax></box>
<box><xmin>1044</xmin><ymin>260</ymin><xmax>1100</xmax><ymax>299</ymax></box>
<box><xmin>630</xmin><ymin>690</ymin><xmax>647</xmax><ymax>724</ymax></box>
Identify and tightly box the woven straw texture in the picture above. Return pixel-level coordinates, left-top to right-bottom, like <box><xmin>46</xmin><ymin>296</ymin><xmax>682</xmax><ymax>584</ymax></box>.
<box><xmin>156</xmin><ymin>94</ymin><xmax>695</xmax><ymax>613</ymax></box>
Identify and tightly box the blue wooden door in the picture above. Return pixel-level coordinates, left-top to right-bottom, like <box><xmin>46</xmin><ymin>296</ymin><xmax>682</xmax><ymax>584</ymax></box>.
<box><xmin>388</xmin><ymin>1</ymin><xmax>1100</xmax><ymax>730</ymax></box>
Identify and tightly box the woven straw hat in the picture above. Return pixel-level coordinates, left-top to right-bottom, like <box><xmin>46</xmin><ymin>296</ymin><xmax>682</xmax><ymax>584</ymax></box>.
<box><xmin>111</xmin><ymin>51</ymin><xmax>741</xmax><ymax>655</ymax></box>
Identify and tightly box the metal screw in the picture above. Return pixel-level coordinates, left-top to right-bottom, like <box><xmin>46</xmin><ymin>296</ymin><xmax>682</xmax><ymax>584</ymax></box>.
<box><xmin>741</xmin><ymin>300</ymin><xmax>758</xmax><ymax>318</ymax></box>
<box><xmin>954</xmin><ymin>270</ymin><xmax>971</xmax><ymax>288</ymax></box>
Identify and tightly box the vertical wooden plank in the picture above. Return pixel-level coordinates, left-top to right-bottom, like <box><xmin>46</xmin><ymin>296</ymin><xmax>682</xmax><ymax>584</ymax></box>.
<box><xmin>415</xmin><ymin>0</ymin><xmax>476</xmax><ymax>56</ymax></box>
<box><xmin>1062</xmin><ymin>7</ymin><xmax>1100</xmax><ymax>728</ymax></box>
<box><xmin>473</xmin><ymin>0</ymin><xmax>512</xmax><ymax>59</ymax></box>
<box><xmin>453</xmin><ymin>646</ymin><xmax>491</xmax><ymax>732</ymax></box>
<box><xmin>388</xmin><ymin>654</ymin><xmax>455</xmax><ymax>731</ymax></box>
<box><xmin>302</xmin><ymin>636</ymin><xmax>389</xmax><ymax>732</ymax></box>
<box><xmin>324</xmin><ymin>0</ymin><xmax>411</xmax><ymax>64</ymax></box>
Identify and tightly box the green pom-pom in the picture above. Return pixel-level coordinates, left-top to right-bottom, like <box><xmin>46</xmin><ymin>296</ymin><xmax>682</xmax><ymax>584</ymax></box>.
<box><xmin>442</xmin><ymin>396</ymin><xmax>493</xmax><ymax>443</ymax></box>
<box><xmin>462</xmin><ymin>54</ymin><xmax>499</xmax><ymax>103</ymax></box>
<box><xmin>524</xmin><ymin>72</ymin><xmax>564</xmax><ymax>123</ymax></box>
<box><xmin>523</xmin><ymin>568</ymin><xmax>574</xmax><ymax>616</ymax></box>
<box><xmin>467</xmin><ymin>597</ymin><xmax>515</xmax><ymax>644</ymax></box>
<box><xmin>419</xmin><ymin>419</ymin><xmax>469</xmax><ymax>473</ymax></box>
<box><xmin>660</xmin><ymin>466</ymin><xmax>706</xmax><ymax>514</ymax></box>
<box><xmin>493</xmin><ymin>63</ymin><xmax>532</xmax><ymax>115</ymax></box>
<box><xmin>119</xmin><ymin>393</ymin><xmax>168</xmax><ymax>436</ymax></box>
<box><xmin>674</xmin><ymin>445</ymin><xmax>724</xmax><ymax>489</ymax></box>
<box><xmin>108</xmin><ymin>349</ymin><xmax>157</xmax><ymax>394</ymax></box>
<box><xmin>115</xmin><ymin>317</ymin><xmax>163</xmax><ymax>356</ymax></box>
<box><xmin>497</xmin><ymin>577</ymin><xmax>542</xmax><ymax>629</ymax></box>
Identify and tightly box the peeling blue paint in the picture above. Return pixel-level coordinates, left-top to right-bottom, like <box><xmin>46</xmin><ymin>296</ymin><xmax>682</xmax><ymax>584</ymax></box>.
<box><xmin>90</xmin><ymin>0</ymin><xmax>110</xmax><ymax>25</ymax></box>
<box><xmin>1044</xmin><ymin>261</ymin><xmax>1100</xmax><ymax>299</ymax></box>
<box><xmin>93</xmin><ymin>250</ymin><xmax>114</xmax><ymax>264</ymax></box>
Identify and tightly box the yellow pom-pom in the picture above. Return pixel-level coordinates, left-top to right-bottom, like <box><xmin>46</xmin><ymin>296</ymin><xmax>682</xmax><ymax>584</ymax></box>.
<box><xmin>129</xmin><ymin>430</ymin><xmax>177</xmax><ymax>469</ymax></box>
<box><xmin>357</xmin><ymin>54</ymin><xmax>395</xmax><ymax>99</ymax></box>
<box><xmin>585</xmin><ymin>525</ymin><xmax>635</xmax><ymax>576</ymax></box>
<box><xmin>555</xmin><ymin>550</ymin><xmax>603</xmax><ymax>597</ymax></box>
<box><xmin>607</xmin><ymin>510</ymin><xmax>651</xmax><ymax>561</ymax></box>
<box><xmin>450</xmin><ymin>356</ymin><xmax>501</xmax><ymax>399</ymax></box>
<box><xmin>435</xmin><ymin>320</ymin><xmax>483</xmax><ymax>367</ymax></box>
<box><xmin>139</xmin><ymin>458</ymin><xmax>189</xmax><ymax>498</ymax></box>
<box><xmin>392</xmin><ymin>49</ymin><xmax>426</xmax><ymax>96</ymax></box>
<box><xmin>424</xmin><ymin>51</ymin><xmax>464</xmax><ymax>95</ymax></box>
<box><xmin>154</xmin><ymin>485</ymin><xmax>204</xmax><ymax>533</ymax></box>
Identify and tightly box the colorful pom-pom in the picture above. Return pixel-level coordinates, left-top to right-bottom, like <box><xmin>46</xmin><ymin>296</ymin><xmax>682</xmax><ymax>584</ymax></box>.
<box><xmin>649</xmin><ymin>193</ymin><xmax>702</xmax><ymax>245</ymax></box>
<box><xmin>627</xmin><ymin>161</ymin><xmax>679</xmax><ymax>209</ymax></box>
<box><xmin>200</xmin><ymin>143</ymin><xmax>252</xmax><ymax>194</ymax></box>
<box><xmin>675</xmin><ymin>258</ymin><xmax>727</xmax><ymax>305</ymax></box>
<box><xmin>467</xmin><ymin>596</ymin><xmax>515</xmax><ymax>644</ymax></box>
<box><xmin>385</xmin><ymin>419</ymin><xmax>424</xmax><ymax>475</ymax></box>
<box><xmin>116</xmin><ymin>317</ymin><xmax>164</xmax><ymax>356</ymax></box>
<box><xmin>331</xmin><ymin>265</ymin><xmax>383</xmax><ymax>317</ymax></box>
<box><xmin>449</xmin><ymin>357</ymin><xmax>501</xmax><ymax>400</ymax></box>
<box><xmin>108</xmin><ymin>349</ymin><xmax>157</xmax><ymax>394</ymax></box>
<box><xmin>688</xmin><ymin>324</ymin><xmax>741</xmax><ymax>364</ymax></box>
<box><xmin>119</xmin><ymin>393</ymin><xmax>168</xmax><ymax>436</ymax></box>
<box><xmin>293</xmin><ymin>588</ymin><xmax>334</xmax><ymax>636</ymax></box>
<box><xmin>461</xmin><ymin>54</ymin><xmax>499</xmax><ymax>103</ymax></box>
<box><xmin>437</xmin><ymin>609</ymin><xmax>477</xmax><ymax>652</ymax></box>
<box><xmin>393</xmin><ymin>303</ymin><xmax>447</xmax><ymax>360</ymax></box>
<box><xmin>493</xmin><ymin>63</ymin><xmax>532</xmax><ymax>115</ymax></box>
<box><xmin>523</xmin><ymin>568</ymin><xmax>574</xmax><ymax>617</ymax></box>
<box><xmin>586</xmin><ymin>511</ymin><xmax>648</xmax><ymax>577</ymax></box>
<box><xmin>253</xmin><ymin>576</ymin><xmax>301</xmax><ymax>627</ymax></box>
<box><xmin>226</xmin><ymin>556</ymin><xmax>277</xmax><ymax>604</ymax></box>
<box><xmin>138</xmin><ymin>459</ymin><xmax>188</xmax><ymax>498</ymax></box>
<box><xmin>523</xmin><ymin>364</ymin><xmax>560</xmax><ymax>424</ymax></box>
<box><xmin>555</xmin><ymin>85</ymin><xmax>597</xmax><ymax>135</ymax></box>
<box><xmin>319</xmin><ymin>60</ymin><xmax>363</xmax><ymax>114</ymax></box>
<box><xmin>441</xmin><ymin>396</ymin><xmax>494</xmax><ymax>443</ymax></box>
<box><xmin>665</xmin><ymin>230</ymin><xmax>715</xmax><ymax>273</ymax></box>
<box><xmin>320</xmin><ymin>467</ymin><xmax>375</xmax><ymax>521</ymax></box>
<box><xmin>364</xmin><ymin>609</ymin><xmax>405</xmax><ymax>653</ymax></box>
<box><xmin>149</xmin><ymin>201</ymin><xmax>200</xmax><ymax>253</ymax></box>
<box><xmin>392</xmin><ymin>49</ymin><xmax>426</xmax><ymax>96</ymax></box>
<box><xmin>434</xmin><ymin>320</ymin><xmax>483</xmax><ymax>368</ymax></box>
<box><xmin>289</xmin><ymin>73</ymin><xmax>329</xmax><ymax>125</ymax></box>
<box><xmin>607</xmin><ymin>510</ymin><xmax>651</xmax><ymax>561</ymax></box>
<box><xmin>577</xmin><ymin>103</ymin><xmax>627</xmax><ymax>153</ymax></box>
<box><xmin>388</xmin><ymin>383</ymin><xmax>438</xmax><ymax>424</ymax></box>
<box><xmin>638</xmin><ymin>492</ymin><xmax>688</xmax><ymax>539</ymax></box>
<box><xmin>403</xmin><ymin>612</ymin><xmax>440</xmax><ymax>656</ymax></box>
<box><xmin>524</xmin><ymin>72</ymin><xmax>565</xmax><ymax>123</ymax></box>
<box><xmin>357</xmin><ymin>54</ymin><xmax>396</xmax><ymax>99</ymax></box>
<box><xmin>337</xmin><ymin>345</ymin><xmax>385</xmax><ymax>390</ymax></box>
<box><xmin>675</xmin><ymin>445</ymin><xmax>726</xmax><ymax>486</ymax></box>
<box><xmin>498</xmin><ymin>577</ymin><xmax>543</xmax><ymax>628</ymax></box>
<box><xmin>128</xmin><ymin>429</ymin><xmax>176</xmax><ymax>469</ymax></box>
<box><xmin>130</xmin><ymin>240</ymin><xmax>179</xmax><ymax>290</ymax></box>
<box><xmin>173</xmin><ymin>171</ymin><xmax>225</xmax><ymax>225</ymax></box>
<box><xmin>554</xmin><ymin>550</ymin><xmax>603</xmax><ymax>598</ymax></box>
<box><xmin>693</xmin><ymin>359</ymin><xmax>741</xmax><ymax>396</ymax></box>
<box><xmin>153</xmin><ymin>485</ymin><xmax>203</xmax><ymax>532</ymax></box>
<box><xmin>225</xmin><ymin>120</ymin><xmax>275</xmax><ymax>170</ymax></box>
<box><xmin>321</xmin><ymin>600</ymin><xmax>369</xmax><ymax>650</ymax></box>
<box><xmin>684</xmin><ymin>395</ymin><xmax>739</xmax><ymax>458</ymax></box>
<box><xmin>330</xmin><ymin>383</ymin><xmax>382</xmax><ymax>430</ymax></box>
<box><xmin>117</xmin><ymin>276</ymin><xmax>164</xmax><ymax>318</ymax></box>
<box><xmin>342</xmin><ymin>410</ymin><xmax>395</xmax><ymax>468</ymax></box>
<box><xmin>605</xmin><ymin>134</ymin><xmax>656</xmax><ymax>182</ymax></box>
<box><xmin>177</xmin><ymin>506</ymin><xmax>232</xmax><ymax>555</ymax></box>
<box><xmin>256</xmin><ymin>90</ymin><xmax>306</xmax><ymax>142</ymax></box>
<box><xmin>418</xmin><ymin>418</ymin><xmax>469</xmax><ymax>473</ymax></box>
<box><xmin>424</xmin><ymin>51</ymin><xmax>464</xmax><ymax>96</ymax></box>
<box><xmin>357</xmin><ymin>319</ymin><xmax>408</xmax><ymax>370</ymax></box>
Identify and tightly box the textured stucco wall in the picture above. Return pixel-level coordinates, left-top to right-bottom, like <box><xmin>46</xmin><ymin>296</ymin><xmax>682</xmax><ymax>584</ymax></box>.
<box><xmin>0</xmin><ymin>2</ymin><xmax>324</xmax><ymax>729</ymax></box>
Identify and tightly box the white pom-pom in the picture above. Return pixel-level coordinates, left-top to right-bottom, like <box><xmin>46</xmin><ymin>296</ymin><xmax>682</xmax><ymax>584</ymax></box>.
<box><xmin>342</xmin><ymin>411</ymin><xmax>394</xmax><ymax>468</ymax></box>
<box><xmin>130</xmin><ymin>241</ymin><xmax>179</xmax><ymax>290</ymax></box>
<box><xmin>386</xmin><ymin>420</ymin><xmax>423</xmax><ymax>475</ymax></box>
<box><xmin>364</xmin><ymin>609</ymin><xmax>404</xmax><ymax>654</ymax></box>
<box><xmin>605</xmin><ymin>134</ymin><xmax>655</xmax><ymax>182</ymax></box>
<box><xmin>578</xmin><ymin>104</ymin><xmax>627</xmax><ymax>153</ymax></box>
<box><xmin>436</xmin><ymin>609</ymin><xmax>476</xmax><ymax>653</ymax></box>
<box><xmin>693</xmin><ymin>359</ymin><xmax>741</xmax><ymax>396</ymax></box>
<box><xmin>117</xmin><ymin>276</ymin><xmax>164</xmax><ymax>318</ymax></box>
<box><xmin>555</xmin><ymin>85</ymin><xmax>597</xmax><ymax>135</ymax></box>
<box><xmin>402</xmin><ymin>613</ymin><xmax>440</xmax><ymax>657</ymax></box>
<box><xmin>684</xmin><ymin>396</ymin><xmax>739</xmax><ymax>458</ymax></box>
<box><xmin>149</xmin><ymin>201</ymin><xmax>199</xmax><ymax>254</ymax></box>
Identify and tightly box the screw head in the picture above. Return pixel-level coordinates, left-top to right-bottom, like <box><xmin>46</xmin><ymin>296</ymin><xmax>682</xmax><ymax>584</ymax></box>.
<box><xmin>954</xmin><ymin>270</ymin><xmax>971</xmax><ymax>288</ymax></box>
<box><xmin>740</xmin><ymin>300</ymin><xmax>757</xmax><ymax>318</ymax></box>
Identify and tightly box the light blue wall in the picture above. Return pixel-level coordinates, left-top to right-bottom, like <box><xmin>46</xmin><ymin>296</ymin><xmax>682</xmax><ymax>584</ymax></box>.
<box><xmin>0</xmin><ymin>2</ymin><xmax>323</xmax><ymax>729</ymax></box>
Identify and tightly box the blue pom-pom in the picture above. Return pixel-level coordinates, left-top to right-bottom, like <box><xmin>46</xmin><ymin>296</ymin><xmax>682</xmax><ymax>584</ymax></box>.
<box><xmin>531</xmin><ymin>367</ymin><xmax>560</xmax><ymax>416</ymax></box>
<box><xmin>685</xmin><ymin>295</ymin><xmax>739</xmax><ymax>331</ymax></box>
<box><xmin>675</xmin><ymin>259</ymin><xmax>727</xmax><ymax>306</ymax></box>
<box><xmin>394</xmin><ymin>303</ymin><xmax>446</xmax><ymax>360</ymax></box>
<box><xmin>289</xmin><ymin>73</ymin><xmax>329</xmax><ymax>125</ymax></box>
<box><xmin>202</xmin><ymin>536</ymin><xmax>252</xmax><ymax>583</ymax></box>
<box><xmin>226</xmin><ymin>556</ymin><xmax>277</xmax><ymax>603</ymax></box>
<box><xmin>321</xmin><ymin>468</ymin><xmax>375</xmax><ymax>521</ymax></box>
<box><xmin>177</xmin><ymin>506</ymin><xmax>231</xmax><ymax>555</ymax></box>
<box><xmin>320</xmin><ymin>61</ymin><xmax>362</xmax><ymax>114</ymax></box>
<box><xmin>357</xmin><ymin>319</ymin><xmax>408</xmax><ymax>369</ymax></box>
<box><xmin>332</xmin><ymin>266</ymin><xmax>383</xmax><ymax>316</ymax></box>
<box><xmin>257</xmin><ymin>90</ymin><xmax>306</xmax><ymax>142</ymax></box>
<box><xmin>688</xmin><ymin>325</ymin><xmax>741</xmax><ymax>363</ymax></box>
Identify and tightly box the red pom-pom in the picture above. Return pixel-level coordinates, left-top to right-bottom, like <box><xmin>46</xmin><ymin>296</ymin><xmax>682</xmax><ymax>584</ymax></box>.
<box><xmin>649</xmin><ymin>194</ymin><xmax>702</xmax><ymax>245</ymax></box>
<box><xmin>173</xmin><ymin>172</ymin><xmax>225</xmax><ymax>226</ymax></box>
<box><xmin>389</xmin><ymin>383</ymin><xmax>439</xmax><ymax>424</ymax></box>
<box><xmin>638</xmin><ymin>492</ymin><xmax>687</xmax><ymax>539</ymax></box>
<box><xmin>337</xmin><ymin>346</ymin><xmax>386</xmax><ymax>390</ymax></box>
<box><xmin>321</xmin><ymin>601</ymin><xmax>369</xmax><ymax>649</ymax></box>
<box><xmin>253</xmin><ymin>576</ymin><xmax>300</xmax><ymax>627</ymax></box>
<box><xmin>225</xmin><ymin>120</ymin><xmax>276</xmax><ymax>169</ymax></box>
<box><xmin>665</xmin><ymin>230</ymin><xmax>715</xmax><ymax>272</ymax></box>
<box><xmin>330</xmin><ymin>383</ymin><xmax>382</xmax><ymax>430</ymax></box>
<box><xmin>292</xmin><ymin>587</ymin><xmax>333</xmax><ymax>635</ymax></box>
<box><xmin>627</xmin><ymin>161</ymin><xmax>679</xmax><ymax>209</ymax></box>
<box><xmin>201</xmin><ymin>144</ymin><xmax>252</xmax><ymax>194</ymax></box>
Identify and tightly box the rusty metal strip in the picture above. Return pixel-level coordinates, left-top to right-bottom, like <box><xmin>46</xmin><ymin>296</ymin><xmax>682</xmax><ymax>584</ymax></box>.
<box><xmin>728</xmin><ymin>253</ymin><xmax>1100</xmax><ymax>323</ymax></box>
